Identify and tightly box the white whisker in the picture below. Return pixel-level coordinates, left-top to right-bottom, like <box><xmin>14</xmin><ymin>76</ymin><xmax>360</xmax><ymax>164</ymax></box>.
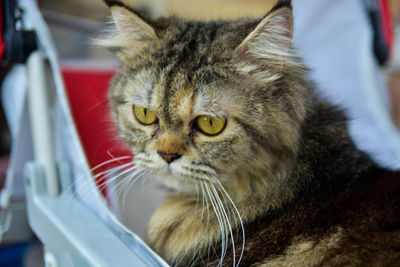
<box><xmin>89</xmin><ymin>156</ymin><xmax>132</xmax><ymax>174</ymax></box>
<box><xmin>122</xmin><ymin>169</ymin><xmax>147</xmax><ymax>212</ymax></box>
<box><xmin>211</xmin><ymin>184</ymin><xmax>236</xmax><ymax>267</ymax></box>
<box><xmin>209</xmin><ymin>185</ymin><xmax>230</xmax><ymax>264</ymax></box>
<box><xmin>67</xmin><ymin>163</ymin><xmax>122</xmax><ymax>199</ymax></box>
<box><xmin>69</xmin><ymin>162</ymin><xmax>135</xmax><ymax>203</ymax></box>
<box><xmin>214</xmin><ymin>179</ymin><xmax>245</xmax><ymax>267</ymax></box>
<box><xmin>112</xmin><ymin>174</ymin><xmax>131</xmax><ymax>201</ymax></box>
<box><xmin>204</xmin><ymin>182</ymin><xmax>226</xmax><ymax>267</ymax></box>
<box><xmin>195</xmin><ymin>182</ymin><xmax>200</xmax><ymax>209</ymax></box>
<box><xmin>200</xmin><ymin>182</ymin><xmax>206</xmax><ymax>223</ymax></box>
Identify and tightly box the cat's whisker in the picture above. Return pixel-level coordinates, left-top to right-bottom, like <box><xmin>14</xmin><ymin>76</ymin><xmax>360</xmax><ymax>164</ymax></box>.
<box><xmin>209</xmin><ymin>185</ymin><xmax>228</xmax><ymax>264</ymax></box>
<box><xmin>88</xmin><ymin>156</ymin><xmax>133</xmax><ymax>174</ymax></box>
<box><xmin>111</xmin><ymin>165</ymin><xmax>140</xmax><ymax>187</ymax></box>
<box><xmin>195</xmin><ymin>182</ymin><xmax>200</xmax><ymax>209</ymax></box>
<box><xmin>175</xmin><ymin>165</ymin><xmax>212</xmax><ymax>182</ymax></box>
<box><xmin>182</xmin><ymin>164</ymin><xmax>217</xmax><ymax>178</ymax></box>
<box><xmin>94</xmin><ymin>164</ymin><xmax>135</xmax><ymax>188</ymax></box>
<box><xmin>68</xmin><ymin>162</ymin><xmax>135</xmax><ymax>203</ymax></box>
<box><xmin>204</xmin><ymin>183</ymin><xmax>222</xmax><ymax>261</ymax></box>
<box><xmin>200</xmin><ymin>182</ymin><xmax>206</xmax><ymax>223</ymax></box>
<box><xmin>219</xmin><ymin>188</ymin><xmax>241</xmax><ymax>248</ymax></box>
<box><xmin>68</xmin><ymin>163</ymin><xmax>136</xmax><ymax>217</ymax></box>
<box><xmin>109</xmin><ymin>175</ymin><xmax>136</xmax><ymax>213</ymax></box>
<box><xmin>134</xmin><ymin>159</ymin><xmax>160</xmax><ymax>172</ymax></box>
<box><xmin>133</xmin><ymin>153</ymin><xmax>153</xmax><ymax>162</ymax></box>
<box><xmin>88</xmin><ymin>165</ymin><xmax>137</xmax><ymax>203</ymax></box>
<box><xmin>211</xmin><ymin>184</ymin><xmax>236</xmax><ymax>267</ymax></box>
<box><xmin>118</xmin><ymin>170</ymin><xmax>142</xmax><ymax>212</ymax></box>
<box><xmin>204</xmin><ymin>182</ymin><xmax>226</xmax><ymax>267</ymax></box>
<box><xmin>214</xmin><ymin>179</ymin><xmax>245</xmax><ymax>267</ymax></box>
<box><xmin>201</xmin><ymin>182</ymin><xmax>211</xmax><ymax>230</ymax></box>
<box><xmin>66</xmin><ymin>161</ymin><xmax>133</xmax><ymax>201</ymax></box>
<box><xmin>94</xmin><ymin>164</ymin><xmax>137</xmax><ymax>192</ymax></box>
<box><xmin>140</xmin><ymin>170</ymin><xmax>149</xmax><ymax>194</ymax></box>
<box><xmin>121</xmin><ymin>178</ymin><xmax>133</xmax><ymax>208</ymax></box>
<box><xmin>122</xmin><ymin>169</ymin><xmax>147</xmax><ymax>213</ymax></box>
<box><xmin>111</xmin><ymin>175</ymin><xmax>129</xmax><ymax>200</ymax></box>
<box><xmin>183</xmin><ymin>173</ymin><xmax>211</xmax><ymax>182</ymax></box>
<box><xmin>116</xmin><ymin>177</ymin><xmax>129</xmax><ymax>208</ymax></box>
<box><xmin>86</xmin><ymin>167</ymin><xmax>137</xmax><ymax>211</ymax></box>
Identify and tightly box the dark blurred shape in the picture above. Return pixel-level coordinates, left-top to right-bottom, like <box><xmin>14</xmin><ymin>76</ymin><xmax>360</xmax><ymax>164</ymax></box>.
<box><xmin>0</xmin><ymin>242</ymin><xmax>29</xmax><ymax>267</ymax></box>
<box><xmin>0</xmin><ymin>0</ymin><xmax>37</xmax><ymax>65</ymax></box>
<box><xmin>365</xmin><ymin>0</ymin><xmax>394</xmax><ymax>65</ymax></box>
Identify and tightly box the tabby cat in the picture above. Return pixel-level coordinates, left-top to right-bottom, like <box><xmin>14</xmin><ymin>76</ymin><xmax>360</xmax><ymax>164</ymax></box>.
<box><xmin>99</xmin><ymin>0</ymin><xmax>400</xmax><ymax>266</ymax></box>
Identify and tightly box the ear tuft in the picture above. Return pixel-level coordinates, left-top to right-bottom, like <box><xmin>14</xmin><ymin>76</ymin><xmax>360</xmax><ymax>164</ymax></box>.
<box><xmin>95</xmin><ymin>4</ymin><xmax>157</xmax><ymax>58</ymax></box>
<box><xmin>237</xmin><ymin>5</ymin><xmax>294</xmax><ymax>71</ymax></box>
<box><xmin>110</xmin><ymin>6</ymin><xmax>156</xmax><ymax>41</ymax></box>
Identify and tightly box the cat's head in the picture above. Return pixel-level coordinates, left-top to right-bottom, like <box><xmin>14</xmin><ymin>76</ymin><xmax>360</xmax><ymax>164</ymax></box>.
<box><xmin>99</xmin><ymin>0</ymin><xmax>310</xmax><ymax>198</ymax></box>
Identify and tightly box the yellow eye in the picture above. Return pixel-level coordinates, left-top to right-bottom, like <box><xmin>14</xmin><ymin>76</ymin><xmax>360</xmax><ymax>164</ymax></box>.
<box><xmin>196</xmin><ymin>115</ymin><xmax>226</xmax><ymax>136</ymax></box>
<box><xmin>133</xmin><ymin>106</ymin><xmax>158</xmax><ymax>125</ymax></box>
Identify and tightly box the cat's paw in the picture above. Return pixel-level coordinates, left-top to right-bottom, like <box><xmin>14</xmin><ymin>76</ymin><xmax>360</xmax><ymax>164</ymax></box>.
<box><xmin>148</xmin><ymin>195</ymin><xmax>218</xmax><ymax>263</ymax></box>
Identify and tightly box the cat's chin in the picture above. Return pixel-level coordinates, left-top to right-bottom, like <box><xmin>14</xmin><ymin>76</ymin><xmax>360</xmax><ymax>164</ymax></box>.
<box><xmin>147</xmin><ymin>167</ymin><xmax>200</xmax><ymax>195</ymax></box>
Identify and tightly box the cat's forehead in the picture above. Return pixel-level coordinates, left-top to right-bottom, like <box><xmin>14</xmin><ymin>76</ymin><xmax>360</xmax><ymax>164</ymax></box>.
<box><xmin>129</xmin><ymin>67</ymin><xmax>238</xmax><ymax>119</ymax></box>
<box><xmin>123</xmin><ymin>19</ymin><xmax>257</xmax><ymax>98</ymax></box>
<box><xmin>145</xmin><ymin>19</ymin><xmax>255</xmax><ymax>71</ymax></box>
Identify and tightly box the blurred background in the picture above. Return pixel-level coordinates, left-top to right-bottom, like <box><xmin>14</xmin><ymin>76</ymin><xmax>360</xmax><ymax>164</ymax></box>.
<box><xmin>0</xmin><ymin>0</ymin><xmax>399</xmax><ymax>266</ymax></box>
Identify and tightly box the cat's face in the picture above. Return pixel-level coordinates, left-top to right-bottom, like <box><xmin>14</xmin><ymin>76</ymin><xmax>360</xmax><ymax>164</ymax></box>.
<box><xmin>102</xmin><ymin>4</ymin><xmax>309</xmax><ymax>196</ymax></box>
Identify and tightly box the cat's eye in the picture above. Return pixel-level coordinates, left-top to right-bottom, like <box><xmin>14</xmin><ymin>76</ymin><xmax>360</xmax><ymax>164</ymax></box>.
<box><xmin>196</xmin><ymin>115</ymin><xmax>226</xmax><ymax>136</ymax></box>
<box><xmin>133</xmin><ymin>106</ymin><xmax>158</xmax><ymax>125</ymax></box>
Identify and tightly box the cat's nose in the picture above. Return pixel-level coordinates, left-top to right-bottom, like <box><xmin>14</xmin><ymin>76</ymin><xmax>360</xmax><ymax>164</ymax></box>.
<box><xmin>157</xmin><ymin>151</ymin><xmax>182</xmax><ymax>164</ymax></box>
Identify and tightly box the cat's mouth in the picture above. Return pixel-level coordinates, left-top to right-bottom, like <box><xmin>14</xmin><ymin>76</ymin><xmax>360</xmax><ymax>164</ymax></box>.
<box><xmin>134</xmin><ymin>153</ymin><xmax>217</xmax><ymax>192</ymax></box>
<box><xmin>159</xmin><ymin>163</ymin><xmax>213</xmax><ymax>183</ymax></box>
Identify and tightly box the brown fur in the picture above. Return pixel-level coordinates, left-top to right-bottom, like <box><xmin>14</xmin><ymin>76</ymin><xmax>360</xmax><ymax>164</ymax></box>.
<box><xmin>99</xmin><ymin>0</ymin><xmax>400</xmax><ymax>266</ymax></box>
<box><xmin>210</xmin><ymin>172</ymin><xmax>400</xmax><ymax>266</ymax></box>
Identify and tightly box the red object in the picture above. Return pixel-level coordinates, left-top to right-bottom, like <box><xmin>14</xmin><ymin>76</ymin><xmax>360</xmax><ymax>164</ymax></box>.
<box><xmin>0</xmin><ymin>0</ymin><xmax>7</xmax><ymax>60</ymax></box>
<box><xmin>62</xmin><ymin>66</ymin><xmax>133</xmax><ymax>197</ymax></box>
<box><xmin>379</xmin><ymin>0</ymin><xmax>394</xmax><ymax>55</ymax></box>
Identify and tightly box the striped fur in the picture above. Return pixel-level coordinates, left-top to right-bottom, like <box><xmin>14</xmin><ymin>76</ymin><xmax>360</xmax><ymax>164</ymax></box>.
<box><xmin>99</xmin><ymin>0</ymin><xmax>400</xmax><ymax>266</ymax></box>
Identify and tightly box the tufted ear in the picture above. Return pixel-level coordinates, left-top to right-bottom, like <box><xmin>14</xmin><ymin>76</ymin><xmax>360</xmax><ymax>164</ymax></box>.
<box><xmin>96</xmin><ymin>2</ymin><xmax>157</xmax><ymax>57</ymax></box>
<box><xmin>110</xmin><ymin>5</ymin><xmax>156</xmax><ymax>41</ymax></box>
<box><xmin>237</xmin><ymin>1</ymin><xmax>293</xmax><ymax>71</ymax></box>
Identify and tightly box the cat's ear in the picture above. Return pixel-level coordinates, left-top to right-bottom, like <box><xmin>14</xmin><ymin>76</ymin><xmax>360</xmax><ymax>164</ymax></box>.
<box><xmin>96</xmin><ymin>2</ymin><xmax>157</xmax><ymax>57</ymax></box>
<box><xmin>236</xmin><ymin>2</ymin><xmax>293</xmax><ymax>72</ymax></box>
<box><xmin>110</xmin><ymin>5</ymin><xmax>157</xmax><ymax>41</ymax></box>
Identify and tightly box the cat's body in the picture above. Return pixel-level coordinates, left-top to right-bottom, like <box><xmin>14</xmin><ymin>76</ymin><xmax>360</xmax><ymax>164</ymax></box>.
<box><xmin>148</xmin><ymin>100</ymin><xmax>400</xmax><ymax>266</ymax></box>
<box><xmin>100</xmin><ymin>0</ymin><xmax>400</xmax><ymax>265</ymax></box>
<box><xmin>206</xmin><ymin>103</ymin><xmax>400</xmax><ymax>266</ymax></box>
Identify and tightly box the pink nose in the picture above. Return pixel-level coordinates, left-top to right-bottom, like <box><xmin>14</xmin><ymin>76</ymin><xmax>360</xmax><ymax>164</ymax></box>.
<box><xmin>157</xmin><ymin>151</ymin><xmax>182</xmax><ymax>164</ymax></box>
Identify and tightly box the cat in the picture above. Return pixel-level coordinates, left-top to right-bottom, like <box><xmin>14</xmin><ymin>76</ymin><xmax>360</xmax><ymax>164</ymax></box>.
<box><xmin>98</xmin><ymin>0</ymin><xmax>400</xmax><ymax>266</ymax></box>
